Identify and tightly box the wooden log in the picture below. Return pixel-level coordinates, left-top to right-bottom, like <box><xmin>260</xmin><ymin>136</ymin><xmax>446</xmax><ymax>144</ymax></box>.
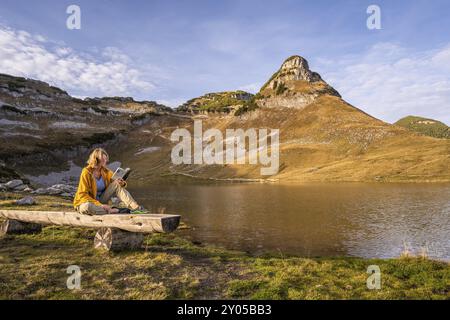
<box><xmin>94</xmin><ymin>227</ymin><xmax>144</xmax><ymax>251</ymax></box>
<box><xmin>0</xmin><ymin>219</ymin><xmax>42</xmax><ymax>236</ymax></box>
<box><xmin>0</xmin><ymin>210</ymin><xmax>180</xmax><ymax>234</ymax></box>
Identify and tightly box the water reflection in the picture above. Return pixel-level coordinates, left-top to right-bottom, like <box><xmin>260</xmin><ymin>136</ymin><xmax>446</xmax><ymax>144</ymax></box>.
<box><xmin>130</xmin><ymin>183</ymin><xmax>450</xmax><ymax>260</ymax></box>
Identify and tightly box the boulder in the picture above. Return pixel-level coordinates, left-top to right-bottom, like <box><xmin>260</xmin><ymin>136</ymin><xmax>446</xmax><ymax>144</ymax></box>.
<box><xmin>45</xmin><ymin>187</ymin><xmax>64</xmax><ymax>195</ymax></box>
<box><xmin>51</xmin><ymin>184</ymin><xmax>77</xmax><ymax>193</ymax></box>
<box><xmin>29</xmin><ymin>184</ymin><xmax>76</xmax><ymax>197</ymax></box>
<box><xmin>31</xmin><ymin>188</ymin><xmax>48</xmax><ymax>195</ymax></box>
<box><xmin>13</xmin><ymin>184</ymin><xmax>27</xmax><ymax>191</ymax></box>
<box><xmin>15</xmin><ymin>196</ymin><xmax>36</xmax><ymax>206</ymax></box>
<box><xmin>5</xmin><ymin>179</ymin><xmax>23</xmax><ymax>189</ymax></box>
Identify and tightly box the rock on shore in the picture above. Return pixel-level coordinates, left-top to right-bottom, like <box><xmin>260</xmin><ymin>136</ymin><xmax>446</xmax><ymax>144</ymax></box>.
<box><xmin>0</xmin><ymin>179</ymin><xmax>76</xmax><ymax>198</ymax></box>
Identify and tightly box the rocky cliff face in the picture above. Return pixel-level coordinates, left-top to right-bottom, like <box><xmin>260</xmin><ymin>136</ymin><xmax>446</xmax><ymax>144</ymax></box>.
<box><xmin>0</xmin><ymin>73</ymin><xmax>175</xmax><ymax>172</ymax></box>
<box><xmin>256</xmin><ymin>55</ymin><xmax>340</xmax><ymax>110</ymax></box>
<box><xmin>177</xmin><ymin>56</ymin><xmax>340</xmax><ymax>116</ymax></box>
<box><xmin>264</xmin><ymin>55</ymin><xmax>323</xmax><ymax>86</ymax></box>
<box><xmin>0</xmin><ymin>73</ymin><xmax>71</xmax><ymax>100</ymax></box>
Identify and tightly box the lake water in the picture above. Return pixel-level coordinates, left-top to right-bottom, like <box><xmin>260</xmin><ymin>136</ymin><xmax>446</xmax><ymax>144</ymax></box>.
<box><xmin>129</xmin><ymin>183</ymin><xmax>450</xmax><ymax>260</ymax></box>
<box><xmin>24</xmin><ymin>162</ymin><xmax>450</xmax><ymax>260</ymax></box>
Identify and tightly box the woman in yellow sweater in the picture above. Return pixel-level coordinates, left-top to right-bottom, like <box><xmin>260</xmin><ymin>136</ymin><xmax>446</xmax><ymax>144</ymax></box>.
<box><xmin>73</xmin><ymin>148</ymin><xmax>143</xmax><ymax>215</ymax></box>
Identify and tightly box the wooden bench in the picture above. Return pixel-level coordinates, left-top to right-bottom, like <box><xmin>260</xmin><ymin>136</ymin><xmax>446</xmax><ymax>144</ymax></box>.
<box><xmin>0</xmin><ymin>210</ymin><xmax>181</xmax><ymax>251</ymax></box>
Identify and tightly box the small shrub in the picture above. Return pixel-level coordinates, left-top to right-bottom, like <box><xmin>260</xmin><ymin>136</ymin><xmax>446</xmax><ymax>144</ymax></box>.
<box><xmin>275</xmin><ymin>82</ymin><xmax>288</xmax><ymax>95</ymax></box>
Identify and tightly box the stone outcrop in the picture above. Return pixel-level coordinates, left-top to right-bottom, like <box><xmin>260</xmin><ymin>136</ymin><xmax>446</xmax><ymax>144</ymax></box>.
<box><xmin>264</xmin><ymin>56</ymin><xmax>323</xmax><ymax>89</ymax></box>
<box><xmin>177</xmin><ymin>91</ymin><xmax>254</xmax><ymax>114</ymax></box>
<box><xmin>257</xmin><ymin>55</ymin><xmax>340</xmax><ymax>110</ymax></box>
<box><xmin>0</xmin><ymin>72</ymin><xmax>175</xmax><ymax>173</ymax></box>
<box><xmin>0</xmin><ymin>179</ymin><xmax>76</xmax><ymax>198</ymax></box>
<box><xmin>15</xmin><ymin>196</ymin><xmax>36</xmax><ymax>206</ymax></box>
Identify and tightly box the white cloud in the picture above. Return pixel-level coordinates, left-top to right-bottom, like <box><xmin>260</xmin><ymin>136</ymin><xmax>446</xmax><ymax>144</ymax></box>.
<box><xmin>0</xmin><ymin>26</ymin><xmax>155</xmax><ymax>97</ymax></box>
<box><xmin>156</xmin><ymin>98</ymin><xmax>185</xmax><ymax>108</ymax></box>
<box><xmin>318</xmin><ymin>43</ymin><xmax>450</xmax><ymax>125</ymax></box>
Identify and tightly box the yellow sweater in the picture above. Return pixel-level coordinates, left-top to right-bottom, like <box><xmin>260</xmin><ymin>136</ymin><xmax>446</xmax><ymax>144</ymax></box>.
<box><xmin>73</xmin><ymin>166</ymin><xmax>115</xmax><ymax>208</ymax></box>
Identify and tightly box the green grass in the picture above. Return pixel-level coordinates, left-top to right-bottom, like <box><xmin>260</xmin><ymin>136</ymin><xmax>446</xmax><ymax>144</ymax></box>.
<box><xmin>395</xmin><ymin>116</ymin><xmax>450</xmax><ymax>139</ymax></box>
<box><xmin>227</xmin><ymin>257</ymin><xmax>449</xmax><ymax>300</ymax></box>
<box><xmin>234</xmin><ymin>96</ymin><xmax>260</xmax><ymax>116</ymax></box>
<box><xmin>275</xmin><ymin>82</ymin><xmax>288</xmax><ymax>95</ymax></box>
<box><xmin>260</xmin><ymin>70</ymin><xmax>280</xmax><ymax>92</ymax></box>
<box><xmin>0</xmin><ymin>192</ymin><xmax>449</xmax><ymax>300</ymax></box>
<box><xmin>179</xmin><ymin>91</ymin><xmax>254</xmax><ymax>114</ymax></box>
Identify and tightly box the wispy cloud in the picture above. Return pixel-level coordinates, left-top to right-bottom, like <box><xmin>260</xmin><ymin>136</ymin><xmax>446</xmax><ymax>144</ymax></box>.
<box><xmin>238</xmin><ymin>82</ymin><xmax>261</xmax><ymax>94</ymax></box>
<box><xmin>0</xmin><ymin>26</ymin><xmax>155</xmax><ymax>98</ymax></box>
<box><xmin>156</xmin><ymin>98</ymin><xmax>186</xmax><ymax>108</ymax></box>
<box><xmin>319</xmin><ymin>42</ymin><xmax>450</xmax><ymax>124</ymax></box>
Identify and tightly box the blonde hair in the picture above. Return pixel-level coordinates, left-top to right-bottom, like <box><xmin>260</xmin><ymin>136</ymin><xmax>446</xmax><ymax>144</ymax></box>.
<box><xmin>86</xmin><ymin>148</ymin><xmax>109</xmax><ymax>169</ymax></box>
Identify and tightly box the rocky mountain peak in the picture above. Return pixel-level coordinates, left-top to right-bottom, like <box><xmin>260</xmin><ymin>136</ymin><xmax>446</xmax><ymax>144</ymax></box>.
<box><xmin>257</xmin><ymin>55</ymin><xmax>340</xmax><ymax>109</ymax></box>
<box><xmin>260</xmin><ymin>55</ymin><xmax>333</xmax><ymax>94</ymax></box>
<box><xmin>278</xmin><ymin>55</ymin><xmax>322</xmax><ymax>83</ymax></box>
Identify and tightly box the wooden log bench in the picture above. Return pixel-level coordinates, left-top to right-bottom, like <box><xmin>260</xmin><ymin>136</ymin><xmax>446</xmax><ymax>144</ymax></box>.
<box><xmin>0</xmin><ymin>210</ymin><xmax>181</xmax><ymax>251</ymax></box>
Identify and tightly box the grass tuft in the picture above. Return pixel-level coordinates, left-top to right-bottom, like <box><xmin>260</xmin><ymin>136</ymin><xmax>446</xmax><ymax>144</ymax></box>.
<box><xmin>0</xmin><ymin>192</ymin><xmax>449</xmax><ymax>299</ymax></box>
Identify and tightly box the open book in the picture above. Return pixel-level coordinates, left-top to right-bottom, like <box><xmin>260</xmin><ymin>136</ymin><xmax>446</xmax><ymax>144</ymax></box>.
<box><xmin>111</xmin><ymin>167</ymin><xmax>132</xmax><ymax>181</ymax></box>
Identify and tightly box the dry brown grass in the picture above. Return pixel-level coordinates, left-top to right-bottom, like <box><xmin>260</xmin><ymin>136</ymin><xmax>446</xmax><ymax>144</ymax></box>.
<box><xmin>124</xmin><ymin>95</ymin><xmax>450</xmax><ymax>183</ymax></box>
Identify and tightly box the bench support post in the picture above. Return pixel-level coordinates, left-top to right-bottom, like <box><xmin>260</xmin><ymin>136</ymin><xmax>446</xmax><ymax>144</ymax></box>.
<box><xmin>94</xmin><ymin>227</ymin><xmax>144</xmax><ymax>251</ymax></box>
<box><xmin>0</xmin><ymin>219</ymin><xmax>42</xmax><ymax>236</ymax></box>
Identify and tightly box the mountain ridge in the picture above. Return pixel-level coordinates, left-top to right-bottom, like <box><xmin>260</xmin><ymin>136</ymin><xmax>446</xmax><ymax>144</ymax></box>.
<box><xmin>121</xmin><ymin>55</ymin><xmax>449</xmax><ymax>182</ymax></box>
<box><xmin>1</xmin><ymin>55</ymin><xmax>449</xmax><ymax>183</ymax></box>
<box><xmin>0</xmin><ymin>72</ymin><xmax>178</xmax><ymax>181</ymax></box>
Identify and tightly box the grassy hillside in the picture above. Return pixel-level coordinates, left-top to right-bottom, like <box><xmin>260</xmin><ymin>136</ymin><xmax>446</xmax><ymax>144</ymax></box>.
<box><xmin>129</xmin><ymin>55</ymin><xmax>448</xmax><ymax>182</ymax></box>
<box><xmin>119</xmin><ymin>94</ymin><xmax>450</xmax><ymax>183</ymax></box>
<box><xmin>2</xmin><ymin>58</ymin><xmax>450</xmax><ymax>183</ymax></box>
<box><xmin>395</xmin><ymin>116</ymin><xmax>450</xmax><ymax>139</ymax></box>
<box><xmin>0</xmin><ymin>192</ymin><xmax>448</xmax><ymax>299</ymax></box>
<box><xmin>177</xmin><ymin>91</ymin><xmax>254</xmax><ymax>114</ymax></box>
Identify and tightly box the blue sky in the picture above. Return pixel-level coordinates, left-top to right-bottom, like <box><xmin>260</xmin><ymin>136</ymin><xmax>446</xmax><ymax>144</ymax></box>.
<box><xmin>0</xmin><ymin>0</ymin><xmax>449</xmax><ymax>123</ymax></box>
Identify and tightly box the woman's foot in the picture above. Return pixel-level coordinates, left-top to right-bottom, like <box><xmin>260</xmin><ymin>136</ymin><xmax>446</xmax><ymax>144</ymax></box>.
<box><xmin>130</xmin><ymin>204</ymin><xmax>145</xmax><ymax>210</ymax></box>
<box><xmin>130</xmin><ymin>205</ymin><xmax>147</xmax><ymax>214</ymax></box>
<box><xmin>112</xmin><ymin>207</ymin><xmax>131</xmax><ymax>214</ymax></box>
<box><xmin>102</xmin><ymin>204</ymin><xmax>119</xmax><ymax>214</ymax></box>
